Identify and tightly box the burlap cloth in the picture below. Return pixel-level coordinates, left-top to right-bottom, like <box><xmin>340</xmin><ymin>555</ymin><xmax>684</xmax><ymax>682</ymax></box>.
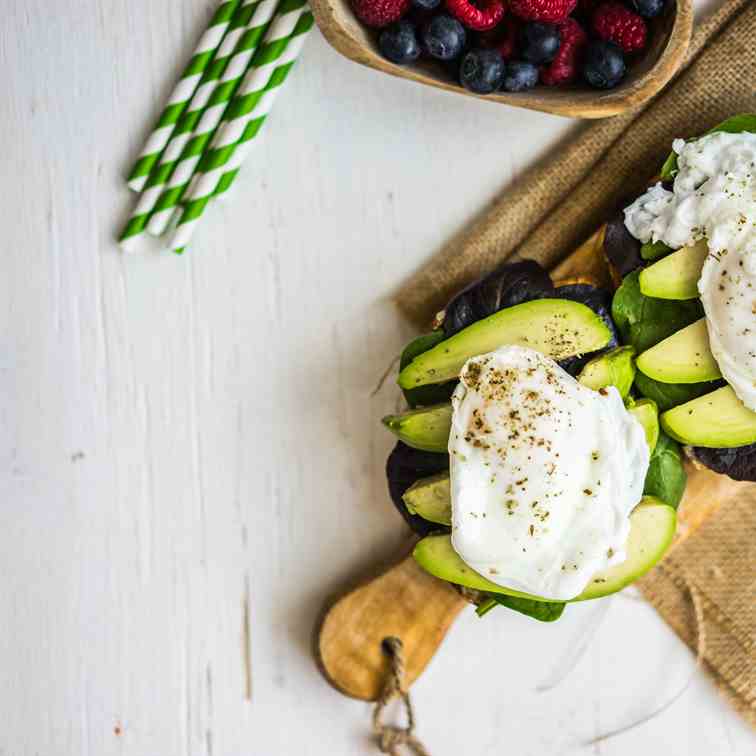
<box><xmin>396</xmin><ymin>0</ymin><xmax>756</xmax><ymax>727</ymax></box>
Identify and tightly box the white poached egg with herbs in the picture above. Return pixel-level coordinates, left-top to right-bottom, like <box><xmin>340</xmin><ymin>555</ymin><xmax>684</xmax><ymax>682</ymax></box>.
<box><xmin>624</xmin><ymin>130</ymin><xmax>756</xmax><ymax>410</ymax></box>
<box><xmin>449</xmin><ymin>345</ymin><xmax>649</xmax><ymax>601</ymax></box>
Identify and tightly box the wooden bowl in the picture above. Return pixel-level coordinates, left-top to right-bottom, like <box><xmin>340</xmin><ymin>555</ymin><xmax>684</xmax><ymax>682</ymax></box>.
<box><xmin>310</xmin><ymin>0</ymin><xmax>693</xmax><ymax>118</ymax></box>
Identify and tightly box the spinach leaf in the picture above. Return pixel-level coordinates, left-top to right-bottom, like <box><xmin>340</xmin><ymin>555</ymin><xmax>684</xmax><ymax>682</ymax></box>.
<box><xmin>476</xmin><ymin>594</ymin><xmax>566</xmax><ymax>622</ymax></box>
<box><xmin>611</xmin><ymin>270</ymin><xmax>703</xmax><ymax>353</ymax></box>
<box><xmin>633</xmin><ymin>371</ymin><xmax>721</xmax><ymax>412</ymax></box>
<box><xmin>660</xmin><ymin>114</ymin><xmax>756</xmax><ymax>181</ymax></box>
<box><xmin>400</xmin><ymin>332</ymin><xmax>457</xmax><ymax>408</ymax></box>
<box><xmin>643</xmin><ymin>431</ymin><xmax>687</xmax><ymax>509</ymax></box>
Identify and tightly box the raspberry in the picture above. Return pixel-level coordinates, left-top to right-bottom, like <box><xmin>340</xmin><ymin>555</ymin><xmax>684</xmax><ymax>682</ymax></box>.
<box><xmin>540</xmin><ymin>16</ymin><xmax>587</xmax><ymax>85</ymax></box>
<box><xmin>592</xmin><ymin>2</ymin><xmax>647</xmax><ymax>53</ymax></box>
<box><xmin>445</xmin><ymin>0</ymin><xmax>506</xmax><ymax>32</ymax></box>
<box><xmin>351</xmin><ymin>0</ymin><xmax>411</xmax><ymax>28</ymax></box>
<box><xmin>509</xmin><ymin>0</ymin><xmax>576</xmax><ymax>23</ymax></box>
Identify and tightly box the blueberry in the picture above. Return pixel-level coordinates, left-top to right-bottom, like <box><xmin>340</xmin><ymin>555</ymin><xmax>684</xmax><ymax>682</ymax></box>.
<box><xmin>422</xmin><ymin>14</ymin><xmax>466</xmax><ymax>61</ymax></box>
<box><xmin>459</xmin><ymin>48</ymin><xmax>505</xmax><ymax>94</ymax></box>
<box><xmin>582</xmin><ymin>41</ymin><xmax>626</xmax><ymax>89</ymax></box>
<box><xmin>520</xmin><ymin>22</ymin><xmax>560</xmax><ymax>65</ymax></box>
<box><xmin>412</xmin><ymin>0</ymin><xmax>441</xmax><ymax>9</ymax></box>
<box><xmin>629</xmin><ymin>0</ymin><xmax>666</xmax><ymax>18</ymax></box>
<box><xmin>500</xmin><ymin>60</ymin><xmax>539</xmax><ymax>92</ymax></box>
<box><xmin>379</xmin><ymin>20</ymin><xmax>421</xmax><ymax>64</ymax></box>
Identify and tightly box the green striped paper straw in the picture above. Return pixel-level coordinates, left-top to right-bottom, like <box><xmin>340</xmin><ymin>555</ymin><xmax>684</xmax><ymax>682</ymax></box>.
<box><xmin>211</xmin><ymin>34</ymin><xmax>308</xmax><ymax>200</ymax></box>
<box><xmin>170</xmin><ymin>27</ymin><xmax>305</xmax><ymax>213</ymax></box>
<box><xmin>119</xmin><ymin>0</ymin><xmax>276</xmax><ymax>249</ymax></box>
<box><xmin>126</xmin><ymin>0</ymin><xmax>241</xmax><ymax>192</ymax></box>
<box><xmin>209</xmin><ymin>22</ymin><xmax>310</xmax><ymax>201</ymax></box>
<box><xmin>169</xmin><ymin>2</ymin><xmax>312</xmax><ymax>253</ymax></box>
<box><xmin>146</xmin><ymin>0</ymin><xmax>281</xmax><ymax>237</ymax></box>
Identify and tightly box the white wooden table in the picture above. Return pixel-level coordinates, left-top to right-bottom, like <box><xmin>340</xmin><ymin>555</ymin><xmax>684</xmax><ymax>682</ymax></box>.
<box><xmin>1</xmin><ymin>1</ymin><xmax>753</xmax><ymax>754</ymax></box>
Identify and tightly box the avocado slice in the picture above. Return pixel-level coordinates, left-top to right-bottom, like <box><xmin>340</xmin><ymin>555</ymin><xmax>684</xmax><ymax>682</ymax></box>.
<box><xmin>399</xmin><ymin>332</ymin><xmax>457</xmax><ymax>408</ymax></box>
<box><xmin>413</xmin><ymin>497</ymin><xmax>676</xmax><ymax>603</ymax></box>
<box><xmin>661</xmin><ymin>386</ymin><xmax>756</xmax><ymax>447</ymax></box>
<box><xmin>639</xmin><ymin>240</ymin><xmax>709</xmax><ymax>300</ymax></box>
<box><xmin>398</xmin><ymin>299</ymin><xmax>612</xmax><ymax>389</ymax></box>
<box><xmin>382</xmin><ymin>403</ymin><xmax>452</xmax><ymax>453</ymax></box>
<box><xmin>387</xmin><ymin>442</ymin><xmax>449</xmax><ymax>536</ymax></box>
<box><xmin>640</xmin><ymin>240</ymin><xmax>673</xmax><ymax>261</ymax></box>
<box><xmin>628</xmin><ymin>399</ymin><xmax>659</xmax><ymax>453</ymax></box>
<box><xmin>402</xmin><ymin>473</ymin><xmax>451</xmax><ymax>525</ymax></box>
<box><xmin>578</xmin><ymin>346</ymin><xmax>636</xmax><ymax>400</ymax></box>
<box><xmin>636</xmin><ymin>318</ymin><xmax>721</xmax><ymax>384</ymax></box>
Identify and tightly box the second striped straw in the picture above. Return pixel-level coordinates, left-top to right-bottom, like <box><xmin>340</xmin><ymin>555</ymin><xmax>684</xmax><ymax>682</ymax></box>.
<box><xmin>119</xmin><ymin>0</ymin><xmax>278</xmax><ymax>249</ymax></box>
<box><xmin>169</xmin><ymin>0</ymin><xmax>313</xmax><ymax>252</ymax></box>
<box><xmin>126</xmin><ymin>0</ymin><xmax>241</xmax><ymax>192</ymax></box>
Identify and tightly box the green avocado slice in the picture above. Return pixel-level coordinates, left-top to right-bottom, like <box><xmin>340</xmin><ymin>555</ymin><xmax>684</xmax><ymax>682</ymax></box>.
<box><xmin>661</xmin><ymin>386</ymin><xmax>756</xmax><ymax>447</ymax></box>
<box><xmin>397</xmin><ymin>299</ymin><xmax>612</xmax><ymax>389</ymax></box>
<box><xmin>639</xmin><ymin>240</ymin><xmax>709</xmax><ymax>300</ymax></box>
<box><xmin>413</xmin><ymin>497</ymin><xmax>676</xmax><ymax>603</ymax></box>
<box><xmin>382</xmin><ymin>403</ymin><xmax>452</xmax><ymax>453</ymax></box>
<box><xmin>578</xmin><ymin>346</ymin><xmax>636</xmax><ymax>400</ymax></box>
<box><xmin>628</xmin><ymin>399</ymin><xmax>659</xmax><ymax>453</ymax></box>
<box><xmin>640</xmin><ymin>240</ymin><xmax>673</xmax><ymax>261</ymax></box>
<box><xmin>402</xmin><ymin>473</ymin><xmax>451</xmax><ymax>525</ymax></box>
<box><xmin>386</xmin><ymin>347</ymin><xmax>637</xmax><ymax>451</ymax></box>
<box><xmin>636</xmin><ymin>319</ymin><xmax>721</xmax><ymax>384</ymax></box>
<box><xmin>399</xmin><ymin>331</ymin><xmax>456</xmax><ymax>408</ymax></box>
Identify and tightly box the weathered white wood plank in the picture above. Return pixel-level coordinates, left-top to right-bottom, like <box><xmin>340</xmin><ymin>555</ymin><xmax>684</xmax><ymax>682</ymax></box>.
<box><xmin>0</xmin><ymin>0</ymin><xmax>752</xmax><ymax>754</ymax></box>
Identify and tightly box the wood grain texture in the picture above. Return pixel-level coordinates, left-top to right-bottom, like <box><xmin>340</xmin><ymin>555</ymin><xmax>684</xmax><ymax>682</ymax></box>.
<box><xmin>311</xmin><ymin>0</ymin><xmax>693</xmax><ymax>118</ymax></box>
<box><xmin>0</xmin><ymin>0</ymin><xmax>753</xmax><ymax>754</ymax></box>
<box><xmin>318</xmin><ymin>552</ymin><xmax>466</xmax><ymax>700</ymax></box>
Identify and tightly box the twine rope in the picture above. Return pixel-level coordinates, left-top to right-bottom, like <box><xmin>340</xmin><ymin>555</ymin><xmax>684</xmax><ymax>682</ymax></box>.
<box><xmin>373</xmin><ymin>638</ymin><xmax>430</xmax><ymax>756</ymax></box>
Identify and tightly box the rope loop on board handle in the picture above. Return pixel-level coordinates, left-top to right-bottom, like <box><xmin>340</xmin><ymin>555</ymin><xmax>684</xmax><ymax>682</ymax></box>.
<box><xmin>373</xmin><ymin>637</ymin><xmax>431</xmax><ymax>756</ymax></box>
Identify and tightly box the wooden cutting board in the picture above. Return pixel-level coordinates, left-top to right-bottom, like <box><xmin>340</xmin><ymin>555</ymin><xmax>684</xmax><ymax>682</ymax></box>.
<box><xmin>315</xmin><ymin>227</ymin><xmax>747</xmax><ymax>701</ymax></box>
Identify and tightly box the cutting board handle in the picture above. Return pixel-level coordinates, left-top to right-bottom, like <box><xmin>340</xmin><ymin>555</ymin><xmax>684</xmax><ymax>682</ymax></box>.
<box><xmin>316</xmin><ymin>551</ymin><xmax>467</xmax><ymax>701</ymax></box>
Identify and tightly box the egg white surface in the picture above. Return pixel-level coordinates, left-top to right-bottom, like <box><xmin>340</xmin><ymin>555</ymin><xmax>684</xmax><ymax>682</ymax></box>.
<box><xmin>623</xmin><ymin>131</ymin><xmax>756</xmax><ymax>410</ymax></box>
<box><xmin>449</xmin><ymin>346</ymin><xmax>649</xmax><ymax>601</ymax></box>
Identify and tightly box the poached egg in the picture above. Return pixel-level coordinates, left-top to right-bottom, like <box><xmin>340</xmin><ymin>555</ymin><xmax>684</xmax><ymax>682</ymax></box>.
<box><xmin>449</xmin><ymin>345</ymin><xmax>649</xmax><ymax>601</ymax></box>
<box><xmin>624</xmin><ymin>131</ymin><xmax>756</xmax><ymax>410</ymax></box>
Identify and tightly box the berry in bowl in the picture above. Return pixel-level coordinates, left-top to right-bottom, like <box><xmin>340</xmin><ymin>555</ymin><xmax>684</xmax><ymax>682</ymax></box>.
<box><xmin>311</xmin><ymin>0</ymin><xmax>692</xmax><ymax>117</ymax></box>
